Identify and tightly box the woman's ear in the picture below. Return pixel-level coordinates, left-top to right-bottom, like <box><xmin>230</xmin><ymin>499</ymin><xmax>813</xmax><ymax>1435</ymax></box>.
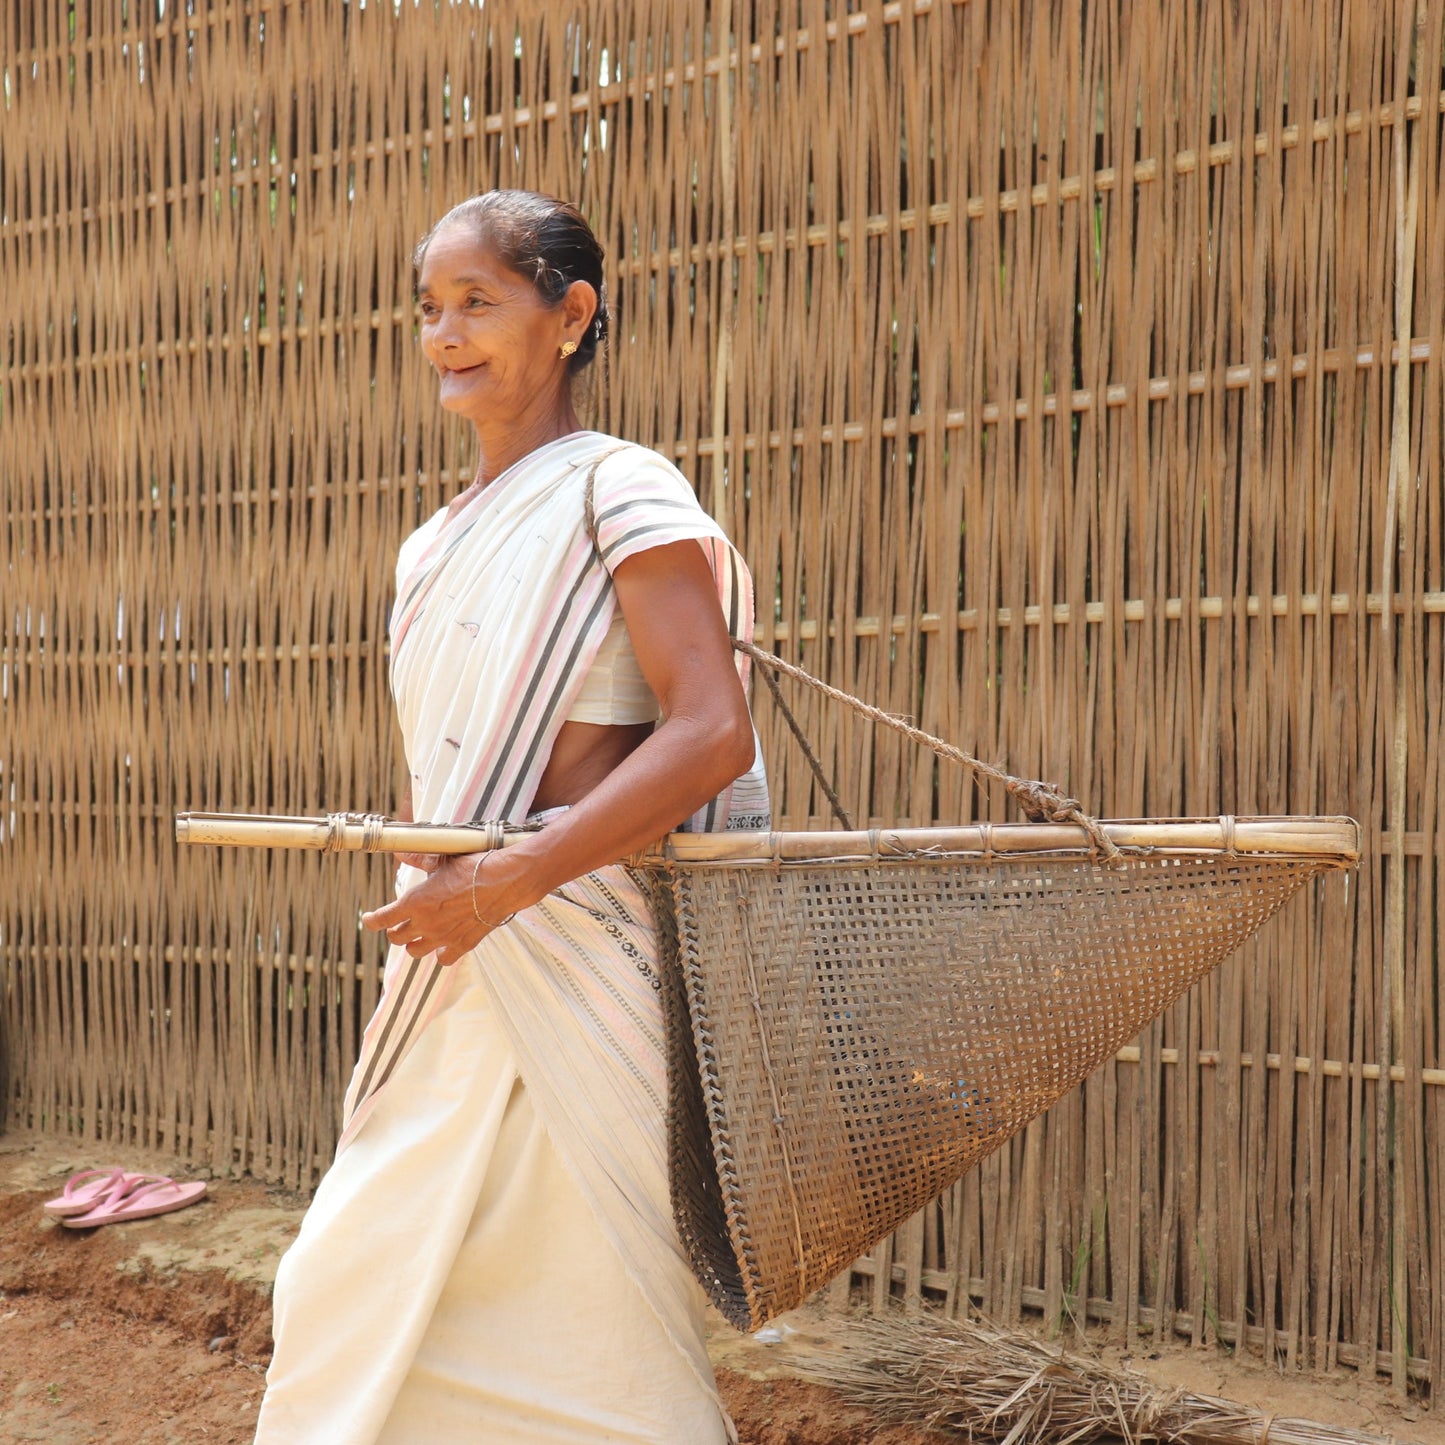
<box><xmin>561</xmin><ymin>278</ymin><xmax>598</xmax><ymax>342</ymax></box>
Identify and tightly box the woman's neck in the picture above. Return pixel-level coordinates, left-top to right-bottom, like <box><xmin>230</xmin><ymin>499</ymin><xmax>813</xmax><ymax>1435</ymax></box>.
<box><xmin>470</xmin><ymin>401</ymin><xmax>584</xmax><ymax>488</ymax></box>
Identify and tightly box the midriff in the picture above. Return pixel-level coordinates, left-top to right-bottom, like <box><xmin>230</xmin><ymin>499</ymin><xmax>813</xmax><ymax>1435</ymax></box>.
<box><xmin>530</xmin><ymin>720</ymin><xmax>655</xmax><ymax>812</ymax></box>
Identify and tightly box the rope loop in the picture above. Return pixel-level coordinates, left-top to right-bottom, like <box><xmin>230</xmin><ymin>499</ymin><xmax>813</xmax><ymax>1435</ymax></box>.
<box><xmin>735</xmin><ymin>639</ymin><xmax>1123</xmax><ymax>864</ymax></box>
<box><xmin>580</xmin><ymin>464</ymin><xmax>1119</xmax><ymax>860</ymax></box>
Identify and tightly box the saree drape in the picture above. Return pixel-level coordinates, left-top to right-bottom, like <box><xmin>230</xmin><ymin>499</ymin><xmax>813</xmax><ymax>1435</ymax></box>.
<box><xmin>256</xmin><ymin>432</ymin><xmax>767</xmax><ymax>1443</ymax></box>
<box><xmin>342</xmin><ymin>432</ymin><xmax>768</xmax><ymax>1142</ymax></box>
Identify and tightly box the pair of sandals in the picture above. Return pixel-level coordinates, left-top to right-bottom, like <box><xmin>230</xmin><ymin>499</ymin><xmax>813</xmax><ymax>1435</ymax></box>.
<box><xmin>42</xmin><ymin>1168</ymin><xmax>208</xmax><ymax>1229</ymax></box>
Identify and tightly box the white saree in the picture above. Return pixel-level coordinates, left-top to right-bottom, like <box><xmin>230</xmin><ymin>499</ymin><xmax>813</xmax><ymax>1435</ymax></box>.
<box><xmin>255</xmin><ymin>433</ymin><xmax>769</xmax><ymax>1444</ymax></box>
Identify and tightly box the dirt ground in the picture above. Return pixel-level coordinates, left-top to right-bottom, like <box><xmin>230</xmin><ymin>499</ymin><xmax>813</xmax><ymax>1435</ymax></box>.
<box><xmin>0</xmin><ymin>1131</ymin><xmax>1435</xmax><ymax>1444</ymax></box>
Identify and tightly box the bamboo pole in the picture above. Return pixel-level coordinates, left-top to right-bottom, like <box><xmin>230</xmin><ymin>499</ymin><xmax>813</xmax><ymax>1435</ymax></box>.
<box><xmin>174</xmin><ymin>811</ymin><xmax>1361</xmax><ymax>866</ymax></box>
<box><xmin>1380</xmin><ymin>44</ymin><xmax>1420</xmax><ymax>1398</ymax></box>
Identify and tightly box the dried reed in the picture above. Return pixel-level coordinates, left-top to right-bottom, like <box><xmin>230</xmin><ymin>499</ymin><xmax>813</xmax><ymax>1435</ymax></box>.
<box><xmin>797</xmin><ymin>1314</ymin><xmax>1401</xmax><ymax>1445</ymax></box>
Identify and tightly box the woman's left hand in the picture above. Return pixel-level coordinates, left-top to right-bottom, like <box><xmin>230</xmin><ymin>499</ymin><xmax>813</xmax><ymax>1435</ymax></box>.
<box><xmin>361</xmin><ymin>852</ymin><xmax>517</xmax><ymax>966</ymax></box>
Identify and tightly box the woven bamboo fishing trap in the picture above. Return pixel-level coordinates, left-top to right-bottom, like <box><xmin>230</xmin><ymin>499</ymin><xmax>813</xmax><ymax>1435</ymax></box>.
<box><xmin>644</xmin><ymin>812</ymin><xmax>1356</xmax><ymax>1330</ymax></box>
<box><xmin>174</xmin><ymin>648</ymin><xmax>1358</xmax><ymax>1332</ymax></box>
<box><xmin>631</xmin><ymin>646</ymin><xmax>1356</xmax><ymax>1329</ymax></box>
<box><xmin>178</xmin><ymin>777</ymin><xmax>1359</xmax><ymax>1336</ymax></box>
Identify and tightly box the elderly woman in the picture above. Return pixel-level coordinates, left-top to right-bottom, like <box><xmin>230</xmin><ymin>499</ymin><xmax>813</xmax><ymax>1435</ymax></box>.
<box><xmin>254</xmin><ymin>190</ymin><xmax>769</xmax><ymax>1444</ymax></box>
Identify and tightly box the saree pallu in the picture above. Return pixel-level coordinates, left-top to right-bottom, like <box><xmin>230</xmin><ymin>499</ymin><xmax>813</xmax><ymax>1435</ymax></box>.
<box><xmin>256</xmin><ymin>433</ymin><xmax>766</xmax><ymax>1443</ymax></box>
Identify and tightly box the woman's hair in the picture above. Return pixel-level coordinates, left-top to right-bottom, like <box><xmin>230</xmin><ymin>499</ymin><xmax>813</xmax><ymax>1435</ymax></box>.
<box><xmin>413</xmin><ymin>190</ymin><xmax>609</xmax><ymax>373</ymax></box>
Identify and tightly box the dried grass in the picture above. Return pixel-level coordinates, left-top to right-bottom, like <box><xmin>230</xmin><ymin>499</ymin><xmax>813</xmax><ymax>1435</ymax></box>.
<box><xmin>798</xmin><ymin>1315</ymin><xmax>1399</xmax><ymax>1445</ymax></box>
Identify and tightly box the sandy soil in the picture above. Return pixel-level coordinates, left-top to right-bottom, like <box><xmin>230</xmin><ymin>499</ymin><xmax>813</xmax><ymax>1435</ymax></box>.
<box><xmin>0</xmin><ymin>1131</ymin><xmax>1434</xmax><ymax>1444</ymax></box>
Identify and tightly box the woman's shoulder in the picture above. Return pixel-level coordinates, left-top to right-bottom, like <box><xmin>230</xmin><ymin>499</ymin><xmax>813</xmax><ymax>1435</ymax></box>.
<box><xmin>583</xmin><ymin>437</ymin><xmax>726</xmax><ymax>572</ymax></box>
<box><xmin>401</xmin><ymin>503</ymin><xmax>449</xmax><ymax>545</ymax></box>
<box><xmin>586</xmin><ymin>434</ymin><xmax>698</xmax><ymax>504</ymax></box>
<box><xmin>394</xmin><ymin>504</ymin><xmax>448</xmax><ymax>574</ymax></box>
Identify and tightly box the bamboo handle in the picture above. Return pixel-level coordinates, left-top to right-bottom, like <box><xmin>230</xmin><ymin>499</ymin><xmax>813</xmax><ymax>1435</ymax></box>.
<box><xmin>174</xmin><ymin>812</ymin><xmax>514</xmax><ymax>854</ymax></box>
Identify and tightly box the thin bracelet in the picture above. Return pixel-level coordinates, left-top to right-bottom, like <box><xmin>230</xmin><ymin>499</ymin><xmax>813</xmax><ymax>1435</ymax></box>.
<box><xmin>471</xmin><ymin>852</ymin><xmax>517</xmax><ymax>929</ymax></box>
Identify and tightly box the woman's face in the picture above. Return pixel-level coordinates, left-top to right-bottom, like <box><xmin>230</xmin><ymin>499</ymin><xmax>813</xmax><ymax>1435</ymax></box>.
<box><xmin>416</xmin><ymin>223</ymin><xmax>587</xmax><ymax>426</ymax></box>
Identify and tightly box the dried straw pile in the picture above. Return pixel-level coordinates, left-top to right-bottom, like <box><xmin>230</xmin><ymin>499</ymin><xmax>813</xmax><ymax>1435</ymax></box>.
<box><xmin>798</xmin><ymin>1314</ymin><xmax>1400</xmax><ymax>1445</ymax></box>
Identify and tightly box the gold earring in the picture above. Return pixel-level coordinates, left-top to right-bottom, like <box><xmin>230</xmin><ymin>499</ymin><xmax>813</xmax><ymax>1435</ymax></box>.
<box><xmin>559</xmin><ymin>339</ymin><xmax>578</xmax><ymax>359</ymax></box>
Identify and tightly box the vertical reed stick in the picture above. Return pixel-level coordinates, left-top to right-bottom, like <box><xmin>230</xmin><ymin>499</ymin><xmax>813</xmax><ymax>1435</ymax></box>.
<box><xmin>710</xmin><ymin>0</ymin><xmax>736</xmax><ymax>527</ymax></box>
<box><xmin>1382</xmin><ymin>64</ymin><xmax>1419</xmax><ymax>1399</ymax></box>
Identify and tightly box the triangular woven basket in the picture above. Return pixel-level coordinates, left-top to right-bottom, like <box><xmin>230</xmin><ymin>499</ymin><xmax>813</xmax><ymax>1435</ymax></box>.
<box><xmin>636</xmin><ymin>816</ymin><xmax>1358</xmax><ymax>1332</ymax></box>
<box><xmin>172</xmin><ymin>804</ymin><xmax>1358</xmax><ymax>1334</ymax></box>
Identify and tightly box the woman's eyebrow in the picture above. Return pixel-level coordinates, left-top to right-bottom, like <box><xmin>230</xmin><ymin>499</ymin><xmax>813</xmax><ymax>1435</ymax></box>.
<box><xmin>416</xmin><ymin>277</ymin><xmax>491</xmax><ymax>301</ymax></box>
<box><xmin>421</xmin><ymin>274</ymin><xmax>493</xmax><ymax>289</ymax></box>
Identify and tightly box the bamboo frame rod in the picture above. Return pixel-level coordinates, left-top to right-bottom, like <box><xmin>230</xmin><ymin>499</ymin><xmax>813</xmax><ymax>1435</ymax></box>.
<box><xmin>17</xmin><ymin>76</ymin><xmax>1437</xmax><ymax>254</ymax></box>
<box><xmin>676</xmin><ymin>340</ymin><xmax>1442</xmax><ymax>453</ymax></box>
<box><xmin>8</xmin><ymin>321</ymin><xmax>1437</xmax><ymax>404</ymax></box>
<box><xmin>6</xmin><ymin>0</ymin><xmax>970</xmax><ymax>74</ymax></box>
<box><xmin>1381</xmin><ymin>58</ymin><xmax>1420</xmax><ymax>1398</ymax></box>
<box><xmin>1112</xmin><ymin>1045</ymin><xmax>1445</xmax><ymax>1089</ymax></box>
<box><xmin>175</xmin><ymin>812</ymin><xmax>1360</xmax><ymax>867</ymax></box>
<box><xmin>766</xmin><ymin>590</ymin><xmax>1445</xmax><ymax>641</ymax></box>
<box><xmin>5</xmin><ymin>589</ymin><xmax>1444</xmax><ymax>671</ymax></box>
<box><xmin>8</xmin><ymin>588</ymin><xmax>1444</xmax><ymax>673</ymax></box>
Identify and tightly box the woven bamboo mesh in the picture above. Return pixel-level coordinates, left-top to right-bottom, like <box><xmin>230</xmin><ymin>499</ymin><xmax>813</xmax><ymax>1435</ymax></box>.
<box><xmin>3</xmin><ymin>0</ymin><xmax>1442</xmax><ymax>1386</ymax></box>
<box><xmin>651</xmin><ymin>823</ymin><xmax>1358</xmax><ymax>1330</ymax></box>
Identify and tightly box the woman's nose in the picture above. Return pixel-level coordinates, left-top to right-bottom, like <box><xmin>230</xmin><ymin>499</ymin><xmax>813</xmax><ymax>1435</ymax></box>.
<box><xmin>431</xmin><ymin>309</ymin><xmax>463</xmax><ymax>348</ymax></box>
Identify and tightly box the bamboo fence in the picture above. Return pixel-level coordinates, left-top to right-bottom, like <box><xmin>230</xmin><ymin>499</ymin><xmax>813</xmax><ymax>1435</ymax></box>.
<box><xmin>1</xmin><ymin>0</ymin><xmax>1442</xmax><ymax>1395</ymax></box>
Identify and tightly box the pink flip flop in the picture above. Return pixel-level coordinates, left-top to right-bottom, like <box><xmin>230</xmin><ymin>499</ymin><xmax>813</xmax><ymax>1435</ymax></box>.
<box><xmin>42</xmin><ymin>1168</ymin><xmax>149</xmax><ymax>1219</ymax></box>
<box><xmin>61</xmin><ymin>1176</ymin><xmax>208</xmax><ymax>1229</ymax></box>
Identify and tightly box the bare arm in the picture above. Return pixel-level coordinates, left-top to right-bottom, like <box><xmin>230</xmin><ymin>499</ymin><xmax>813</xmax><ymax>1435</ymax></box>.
<box><xmin>362</xmin><ymin>539</ymin><xmax>755</xmax><ymax>964</ymax></box>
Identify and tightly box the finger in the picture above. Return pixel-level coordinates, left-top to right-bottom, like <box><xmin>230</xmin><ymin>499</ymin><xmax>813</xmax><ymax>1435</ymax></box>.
<box><xmin>395</xmin><ymin>852</ymin><xmax>442</xmax><ymax>872</ymax></box>
<box><xmin>361</xmin><ymin>899</ymin><xmax>407</xmax><ymax>930</ymax></box>
<box><xmin>376</xmin><ymin>872</ymin><xmax>438</xmax><ymax>925</ymax></box>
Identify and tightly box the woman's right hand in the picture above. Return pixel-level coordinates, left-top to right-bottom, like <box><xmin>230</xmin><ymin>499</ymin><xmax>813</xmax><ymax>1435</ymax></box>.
<box><xmin>363</xmin><ymin>850</ymin><xmax>530</xmax><ymax>966</ymax></box>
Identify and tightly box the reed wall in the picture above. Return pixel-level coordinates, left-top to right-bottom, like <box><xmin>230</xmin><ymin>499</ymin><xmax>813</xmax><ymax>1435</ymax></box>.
<box><xmin>2</xmin><ymin>0</ymin><xmax>1442</xmax><ymax>1390</ymax></box>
